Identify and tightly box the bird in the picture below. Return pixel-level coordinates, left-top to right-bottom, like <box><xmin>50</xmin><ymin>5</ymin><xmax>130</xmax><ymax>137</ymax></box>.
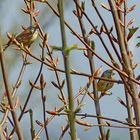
<box><xmin>15</xmin><ymin>23</ymin><xmax>38</xmax><ymax>47</ymax></box>
<box><xmin>97</xmin><ymin>69</ymin><xmax>115</xmax><ymax>96</ymax></box>
<box><xmin>4</xmin><ymin>23</ymin><xmax>39</xmax><ymax>50</ymax></box>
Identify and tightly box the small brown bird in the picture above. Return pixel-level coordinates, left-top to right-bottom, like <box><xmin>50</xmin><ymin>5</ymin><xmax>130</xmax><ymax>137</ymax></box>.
<box><xmin>4</xmin><ymin>23</ymin><xmax>38</xmax><ymax>51</ymax></box>
<box><xmin>15</xmin><ymin>23</ymin><xmax>38</xmax><ymax>47</ymax></box>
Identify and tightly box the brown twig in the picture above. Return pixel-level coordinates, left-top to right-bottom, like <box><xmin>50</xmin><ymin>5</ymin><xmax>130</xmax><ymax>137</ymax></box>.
<box><xmin>0</xmin><ymin>33</ymin><xmax>24</xmax><ymax>139</ymax></box>
<box><xmin>40</xmin><ymin>74</ymin><xmax>49</xmax><ymax>140</ymax></box>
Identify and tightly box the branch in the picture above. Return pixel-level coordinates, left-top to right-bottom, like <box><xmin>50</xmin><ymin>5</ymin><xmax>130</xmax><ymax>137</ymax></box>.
<box><xmin>0</xmin><ymin>33</ymin><xmax>24</xmax><ymax>139</ymax></box>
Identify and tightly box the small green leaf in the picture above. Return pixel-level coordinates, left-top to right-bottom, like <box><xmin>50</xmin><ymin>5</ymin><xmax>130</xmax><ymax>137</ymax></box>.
<box><xmin>136</xmin><ymin>42</ymin><xmax>140</xmax><ymax>48</ymax></box>
<box><xmin>129</xmin><ymin>27</ymin><xmax>139</xmax><ymax>34</ymax></box>
<box><xmin>81</xmin><ymin>1</ymin><xmax>85</xmax><ymax>11</ymax></box>
<box><xmin>127</xmin><ymin>27</ymin><xmax>139</xmax><ymax>41</ymax></box>
<box><xmin>136</xmin><ymin>74</ymin><xmax>140</xmax><ymax>81</ymax></box>
<box><xmin>90</xmin><ymin>40</ymin><xmax>95</xmax><ymax>50</ymax></box>
<box><xmin>106</xmin><ymin>129</ymin><xmax>111</xmax><ymax>140</ymax></box>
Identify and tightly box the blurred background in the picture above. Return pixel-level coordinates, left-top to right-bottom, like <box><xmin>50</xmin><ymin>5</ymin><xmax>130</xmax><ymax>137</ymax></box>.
<box><xmin>0</xmin><ymin>0</ymin><xmax>140</xmax><ymax>139</ymax></box>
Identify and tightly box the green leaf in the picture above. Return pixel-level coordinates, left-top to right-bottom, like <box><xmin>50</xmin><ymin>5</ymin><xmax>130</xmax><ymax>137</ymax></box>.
<box><xmin>90</xmin><ymin>40</ymin><xmax>95</xmax><ymax>50</ymax></box>
<box><xmin>136</xmin><ymin>42</ymin><xmax>140</xmax><ymax>48</ymax></box>
<box><xmin>81</xmin><ymin>1</ymin><xmax>85</xmax><ymax>11</ymax></box>
<box><xmin>127</xmin><ymin>27</ymin><xmax>139</xmax><ymax>41</ymax></box>
<box><xmin>129</xmin><ymin>27</ymin><xmax>138</xmax><ymax>34</ymax></box>
<box><xmin>106</xmin><ymin>129</ymin><xmax>111</xmax><ymax>140</ymax></box>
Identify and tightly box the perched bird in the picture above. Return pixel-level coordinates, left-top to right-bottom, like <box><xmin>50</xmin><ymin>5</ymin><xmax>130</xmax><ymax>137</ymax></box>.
<box><xmin>3</xmin><ymin>23</ymin><xmax>38</xmax><ymax>52</ymax></box>
<box><xmin>97</xmin><ymin>69</ymin><xmax>115</xmax><ymax>96</ymax></box>
<box><xmin>15</xmin><ymin>23</ymin><xmax>38</xmax><ymax>47</ymax></box>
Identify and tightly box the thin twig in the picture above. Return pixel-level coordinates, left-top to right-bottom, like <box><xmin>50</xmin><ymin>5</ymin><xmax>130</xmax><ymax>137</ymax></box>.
<box><xmin>0</xmin><ymin>33</ymin><xmax>24</xmax><ymax>139</ymax></box>
<box><xmin>40</xmin><ymin>74</ymin><xmax>49</xmax><ymax>140</ymax></box>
